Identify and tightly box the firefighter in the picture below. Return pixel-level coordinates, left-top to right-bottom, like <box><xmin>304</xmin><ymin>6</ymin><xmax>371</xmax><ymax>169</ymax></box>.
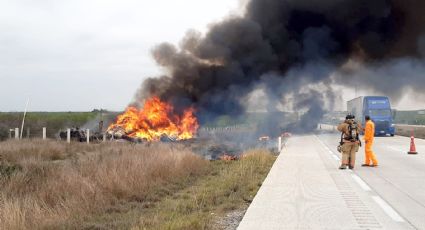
<box><xmin>362</xmin><ymin>115</ymin><xmax>378</xmax><ymax>167</ymax></box>
<box><xmin>337</xmin><ymin>114</ymin><xmax>362</xmax><ymax>170</ymax></box>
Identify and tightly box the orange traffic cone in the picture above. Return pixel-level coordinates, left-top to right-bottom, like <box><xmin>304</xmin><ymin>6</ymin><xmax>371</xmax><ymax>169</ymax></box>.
<box><xmin>408</xmin><ymin>130</ymin><xmax>418</xmax><ymax>155</ymax></box>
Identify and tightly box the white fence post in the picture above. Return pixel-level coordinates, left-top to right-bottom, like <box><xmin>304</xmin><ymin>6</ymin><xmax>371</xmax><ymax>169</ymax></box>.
<box><xmin>14</xmin><ymin>128</ymin><xmax>19</xmax><ymax>140</ymax></box>
<box><xmin>86</xmin><ymin>129</ymin><xmax>90</xmax><ymax>144</ymax></box>
<box><xmin>67</xmin><ymin>129</ymin><xmax>71</xmax><ymax>143</ymax></box>
<box><xmin>42</xmin><ymin>127</ymin><xmax>47</xmax><ymax>140</ymax></box>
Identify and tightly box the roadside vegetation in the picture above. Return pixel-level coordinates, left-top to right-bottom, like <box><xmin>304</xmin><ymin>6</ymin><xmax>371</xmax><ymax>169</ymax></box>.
<box><xmin>134</xmin><ymin>149</ymin><xmax>275</xmax><ymax>230</ymax></box>
<box><xmin>2</xmin><ymin>109</ymin><xmax>425</xmax><ymax>142</ymax></box>
<box><xmin>0</xmin><ymin>111</ymin><xmax>297</xmax><ymax>141</ymax></box>
<box><xmin>393</xmin><ymin>110</ymin><xmax>425</xmax><ymax>125</ymax></box>
<box><xmin>0</xmin><ymin>140</ymin><xmax>275</xmax><ymax>230</ymax></box>
<box><xmin>0</xmin><ymin>111</ymin><xmax>119</xmax><ymax>141</ymax></box>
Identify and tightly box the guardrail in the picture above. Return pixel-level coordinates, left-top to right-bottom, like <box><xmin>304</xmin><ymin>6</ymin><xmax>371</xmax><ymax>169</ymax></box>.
<box><xmin>318</xmin><ymin>124</ymin><xmax>338</xmax><ymax>132</ymax></box>
<box><xmin>395</xmin><ymin>125</ymin><xmax>425</xmax><ymax>139</ymax></box>
<box><xmin>318</xmin><ymin>123</ymin><xmax>425</xmax><ymax>139</ymax></box>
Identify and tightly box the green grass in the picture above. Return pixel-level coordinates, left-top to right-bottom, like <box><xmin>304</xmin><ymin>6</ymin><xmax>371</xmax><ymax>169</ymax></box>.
<box><xmin>394</xmin><ymin>110</ymin><xmax>425</xmax><ymax>125</ymax></box>
<box><xmin>133</xmin><ymin>149</ymin><xmax>276</xmax><ymax>230</ymax></box>
<box><xmin>0</xmin><ymin>112</ymin><xmax>120</xmax><ymax>140</ymax></box>
<box><xmin>0</xmin><ymin>111</ymin><xmax>97</xmax><ymax>123</ymax></box>
<box><xmin>68</xmin><ymin>149</ymin><xmax>276</xmax><ymax>230</ymax></box>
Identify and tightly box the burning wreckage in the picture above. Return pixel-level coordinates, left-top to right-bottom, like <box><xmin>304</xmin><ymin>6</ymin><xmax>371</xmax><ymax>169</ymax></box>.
<box><xmin>106</xmin><ymin>96</ymin><xmax>199</xmax><ymax>142</ymax></box>
<box><xmin>105</xmin><ymin>126</ymin><xmax>183</xmax><ymax>143</ymax></box>
<box><xmin>59</xmin><ymin>97</ymin><xmax>199</xmax><ymax>143</ymax></box>
<box><xmin>59</xmin><ymin>97</ymin><xmax>283</xmax><ymax>159</ymax></box>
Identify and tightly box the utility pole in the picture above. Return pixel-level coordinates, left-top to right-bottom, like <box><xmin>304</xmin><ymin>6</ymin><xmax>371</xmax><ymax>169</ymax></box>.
<box><xmin>20</xmin><ymin>98</ymin><xmax>30</xmax><ymax>139</ymax></box>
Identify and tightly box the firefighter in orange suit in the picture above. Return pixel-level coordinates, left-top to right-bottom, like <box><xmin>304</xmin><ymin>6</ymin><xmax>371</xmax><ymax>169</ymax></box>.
<box><xmin>337</xmin><ymin>114</ymin><xmax>362</xmax><ymax>170</ymax></box>
<box><xmin>362</xmin><ymin>115</ymin><xmax>378</xmax><ymax>167</ymax></box>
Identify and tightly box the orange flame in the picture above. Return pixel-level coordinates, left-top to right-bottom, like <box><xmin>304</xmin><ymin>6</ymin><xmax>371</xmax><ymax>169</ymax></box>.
<box><xmin>108</xmin><ymin>97</ymin><xmax>199</xmax><ymax>141</ymax></box>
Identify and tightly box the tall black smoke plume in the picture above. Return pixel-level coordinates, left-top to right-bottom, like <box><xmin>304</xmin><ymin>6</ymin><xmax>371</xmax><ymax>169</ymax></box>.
<box><xmin>134</xmin><ymin>0</ymin><xmax>425</xmax><ymax>132</ymax></box>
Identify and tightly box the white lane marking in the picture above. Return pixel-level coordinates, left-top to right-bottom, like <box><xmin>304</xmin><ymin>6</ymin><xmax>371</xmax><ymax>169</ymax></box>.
<box><xmin>387</xmin><ymin>146</ymin><xmax>404</xmax><ymax>152</ymax></box>
<box><xmin>316</xmin><ymin>135</ymin><xmax>341</xmax><ymax>161</ymax></box>
<box><xmin>351</xmin><ymin>174</ymin><xmax>371</xmax><ymax>191</ymax></box>
<box><xmin>372</xmin><ymin>196</ymin><xmax>405</xmax><ymax>222</ymax></box>
<box><xmin>315</xmin><ymin>135</ymin><xmax>407</xmax><ymax>224</ymax></box>
<box><xmin>315</xmin><ymin>135</ymin><xmax>328</xmax><ymax>147</ymax></box>
<box><xmin>315</xmin><ymin>135</ymin><xmax>332</xmax><ymax>152</ymax></box>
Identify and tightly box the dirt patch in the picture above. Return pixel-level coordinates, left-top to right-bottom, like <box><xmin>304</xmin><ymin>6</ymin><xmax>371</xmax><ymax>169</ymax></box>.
<box><xmin>214</xmin><ymin>206</ymin><xmax>248</xmax><ymax>230</ymax></box>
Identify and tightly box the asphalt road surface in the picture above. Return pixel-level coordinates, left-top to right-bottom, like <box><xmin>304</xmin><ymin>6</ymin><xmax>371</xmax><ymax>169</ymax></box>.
<box><xmin>238</xmin><ymin>134</ymin><xmax>425</xmax><ymax>230</ymax></box>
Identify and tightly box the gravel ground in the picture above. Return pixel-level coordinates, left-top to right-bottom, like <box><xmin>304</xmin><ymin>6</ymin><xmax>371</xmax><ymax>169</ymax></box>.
<box><xmin>214</xmin><ymin>206</ymin><xmax>248</xmax><ymax>230</ymax></box>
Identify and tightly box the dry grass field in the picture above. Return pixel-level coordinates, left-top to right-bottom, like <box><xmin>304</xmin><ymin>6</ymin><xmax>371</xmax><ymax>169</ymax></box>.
<box><xmin>0</xmin><ymin>140</ymin><xmax>275</xmax><ymax>230</ymax></box>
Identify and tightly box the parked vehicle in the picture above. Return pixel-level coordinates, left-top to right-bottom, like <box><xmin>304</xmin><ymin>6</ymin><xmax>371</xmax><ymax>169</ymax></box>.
<box><xmin>347</xmin><ymin>96</ymin><xmax>395</xmax><ymax>136</ymax></box>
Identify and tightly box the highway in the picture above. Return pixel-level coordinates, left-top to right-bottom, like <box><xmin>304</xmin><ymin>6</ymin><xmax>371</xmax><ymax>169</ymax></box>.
<box><xmin>238</xmin><ymin>134</ymin><xmax>425</xmax><ymax>230</ymax></box>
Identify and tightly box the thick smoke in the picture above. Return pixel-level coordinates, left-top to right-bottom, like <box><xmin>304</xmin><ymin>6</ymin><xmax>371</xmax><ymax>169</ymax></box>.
<box><xmin>134</xmin><ymin>0</ymin><xmax>425</xmax><ymax>133</ymax></box>
<box><xmin>333</xmin><ymin>58</ymin><xmax>425</xmax><ymax>105</ymax></box>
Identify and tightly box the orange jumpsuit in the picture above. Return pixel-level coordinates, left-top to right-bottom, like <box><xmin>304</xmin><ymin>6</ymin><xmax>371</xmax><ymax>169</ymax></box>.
<box><xmin>364</xmin><ymin>120</ymin><xmax>378</xmax><ymax>166</ymax></box>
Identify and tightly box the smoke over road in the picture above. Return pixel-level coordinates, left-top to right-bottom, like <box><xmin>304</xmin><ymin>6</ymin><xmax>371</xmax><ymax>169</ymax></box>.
<box><xmin>133</xmin><ymin>0</ymin><xmax>425</xmax><ymax>133</ymax></box>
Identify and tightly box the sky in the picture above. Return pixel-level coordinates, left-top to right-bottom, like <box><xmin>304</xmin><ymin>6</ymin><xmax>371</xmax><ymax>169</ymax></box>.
<box><xmin>0</xmin><ymin>0</ymin><xmax>421</xmax><ymax>112</ymax></box>
<box><xmin>0</xmin><ymin>0</ymin><xmax>241</xmax><ymax>111</ymax></box>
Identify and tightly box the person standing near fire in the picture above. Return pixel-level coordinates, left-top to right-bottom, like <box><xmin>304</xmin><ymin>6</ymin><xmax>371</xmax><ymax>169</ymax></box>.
<box><xmin>337</xmin><ymin>114</ymin><xmax>362</xmax><ymax>170</ymax></box>
<box><xmin>362</xmin><ymin>115</ymin><xmax>378</xmax><ymax>167</ymax></box>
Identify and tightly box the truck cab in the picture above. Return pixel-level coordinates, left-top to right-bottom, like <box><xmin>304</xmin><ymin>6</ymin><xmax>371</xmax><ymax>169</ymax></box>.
<box><xmin>363</xmin><ymin>96</ymin><xmax>395</xmax><ymax>136</ymax></box>
<box><xmin>348</xmin><ymin>96</ymin><xmax>395</xmax><ymax>137</ymax></box>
